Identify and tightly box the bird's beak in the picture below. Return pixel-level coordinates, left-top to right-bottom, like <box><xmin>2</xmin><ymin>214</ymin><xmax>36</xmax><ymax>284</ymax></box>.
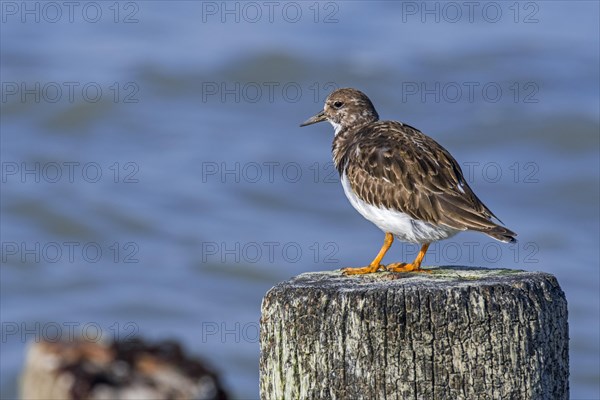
<box><xmin>300</xmin><ymin>110</ymin><xmax>327</xmax><ymax>127</ymax></box>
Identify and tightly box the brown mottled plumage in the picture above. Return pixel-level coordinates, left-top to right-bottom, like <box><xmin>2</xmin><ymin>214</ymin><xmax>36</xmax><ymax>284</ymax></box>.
<box><xmin>301</xmin><ymin>88</ymin><xmax>516</xmax><ymax>274</ymax></box>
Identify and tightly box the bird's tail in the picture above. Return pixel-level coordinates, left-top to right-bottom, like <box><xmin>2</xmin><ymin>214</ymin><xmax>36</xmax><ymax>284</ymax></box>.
<box><xmin>483</xmin><ymin>226</ymin><xmax>517</xmax><ymax>243</ymax></box>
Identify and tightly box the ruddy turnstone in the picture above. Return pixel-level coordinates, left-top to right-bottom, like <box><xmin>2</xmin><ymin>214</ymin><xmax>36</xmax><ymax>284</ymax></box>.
<box><xmin>300</xmin><ymin>88</ymin><xmax>516</xmax><ymax>275</ymax></box>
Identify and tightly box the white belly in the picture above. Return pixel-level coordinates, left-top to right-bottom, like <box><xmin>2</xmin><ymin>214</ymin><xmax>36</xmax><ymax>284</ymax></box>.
<box><xmin>341</xmin><ymin>173</ymin><xmax>460</xmax><ymax>244</ymax></box>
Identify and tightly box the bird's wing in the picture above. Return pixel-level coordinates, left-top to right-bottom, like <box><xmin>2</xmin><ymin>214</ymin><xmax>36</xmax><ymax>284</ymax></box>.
<box><xmin>344</xmin><ymin>121</ymin><xmax>516</xmax><ymax>241</ymax></box>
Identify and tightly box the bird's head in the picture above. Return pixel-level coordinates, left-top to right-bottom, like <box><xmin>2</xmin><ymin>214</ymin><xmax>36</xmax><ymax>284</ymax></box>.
<box><xmin>300</xmin><ymin>88</ymin><xmax>379</xmax><ymax>134</ymax></box>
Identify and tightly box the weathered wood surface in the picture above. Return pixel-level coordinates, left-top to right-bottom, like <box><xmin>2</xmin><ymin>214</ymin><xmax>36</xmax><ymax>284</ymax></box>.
<box><xmin>260</xmin><ymin>267</ymin><xmax>569</xmax><ymax>400</ymax></box>
<box><xmin>20</xmin><ymin>337</ymin><xmax>229</xmax><ymax>400</ymax></box>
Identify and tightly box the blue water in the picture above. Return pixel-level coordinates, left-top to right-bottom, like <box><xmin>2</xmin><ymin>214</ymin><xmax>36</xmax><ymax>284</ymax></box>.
<box><xmin>1</xmin><ymin>2</ymin><xmax>599</xmax><ymax>399</ymax></box>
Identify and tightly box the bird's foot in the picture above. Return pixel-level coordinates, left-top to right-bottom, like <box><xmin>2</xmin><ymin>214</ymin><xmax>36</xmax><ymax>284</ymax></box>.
<box><xmin>342</xmin><ymin>264</ymin><xmax>384</xmax><ymax>275</ymax></box>
<box><xmin>385</xmin><ymin>263</ymin><xmax>431</xmax><ymax>273</ymax></box>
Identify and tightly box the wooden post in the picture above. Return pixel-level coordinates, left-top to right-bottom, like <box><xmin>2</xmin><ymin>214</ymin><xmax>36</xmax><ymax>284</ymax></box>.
<box><xmin>260</xmin><ymin>267</ymin><xmax>569</xmax><ymax>399</ymax></box>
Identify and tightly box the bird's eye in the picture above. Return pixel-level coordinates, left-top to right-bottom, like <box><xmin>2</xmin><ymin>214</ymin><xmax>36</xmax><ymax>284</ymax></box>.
<box><xmin>333</xmin><ymin>101</ymin><xmax>344</xmax><ymax>109</ymax></box>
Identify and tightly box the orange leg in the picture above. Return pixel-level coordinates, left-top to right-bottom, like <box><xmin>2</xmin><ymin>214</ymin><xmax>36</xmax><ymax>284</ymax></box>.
<box><xmin>342</xmin><ymin>232</ymin><xmax>394</xmax><ymax>275</ymax></box>
<box><xmin>386</xmin><ymin>243</ymin><xmax>431</xmax><ymax>273</ymax></box>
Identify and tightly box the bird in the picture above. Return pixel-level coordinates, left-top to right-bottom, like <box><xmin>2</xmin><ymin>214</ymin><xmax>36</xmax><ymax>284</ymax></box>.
<box><xmin>300</xmin><ymin>88</ymin><xmax>516</xmax><ymax>275</ymax></box>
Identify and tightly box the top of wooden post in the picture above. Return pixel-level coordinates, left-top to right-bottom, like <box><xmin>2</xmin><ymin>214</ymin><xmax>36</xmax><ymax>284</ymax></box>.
<box><xmin>267</xmin><ymin>266</ymin><xmax>561</xmax><ymax>293</ymax></box>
